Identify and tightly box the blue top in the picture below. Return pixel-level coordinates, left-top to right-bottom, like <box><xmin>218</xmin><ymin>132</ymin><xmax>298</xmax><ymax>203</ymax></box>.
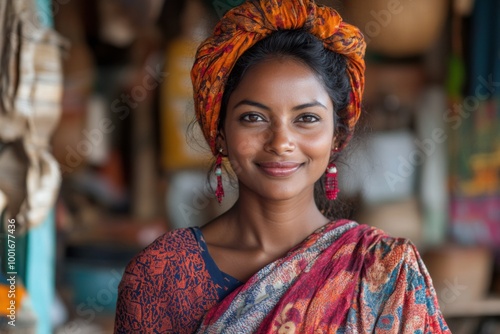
<box><xmin>190</xmin><ymin>227</ymin><xmax>242</xmax><ymax>300</ymax></box>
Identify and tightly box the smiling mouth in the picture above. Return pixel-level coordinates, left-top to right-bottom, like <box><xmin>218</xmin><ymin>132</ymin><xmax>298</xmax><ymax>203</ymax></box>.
<box><xmin>256</xmin><ymin>162</ymin><xmax>302</xmax><ymax>177</ymax></box>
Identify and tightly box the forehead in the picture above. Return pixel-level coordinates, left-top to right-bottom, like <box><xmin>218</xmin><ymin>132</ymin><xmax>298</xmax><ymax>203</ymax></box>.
<box><xmin>228</xmin><ymin>57</ymin><xmax>332</xmax><ymax>108</ymax></box>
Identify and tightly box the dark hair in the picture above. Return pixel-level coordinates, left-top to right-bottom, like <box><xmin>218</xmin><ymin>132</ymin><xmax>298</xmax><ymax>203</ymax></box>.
<box><xmin>218</xmin><ymin>29</ymin><xmax>353</xmax><ymax>219</ymax></box>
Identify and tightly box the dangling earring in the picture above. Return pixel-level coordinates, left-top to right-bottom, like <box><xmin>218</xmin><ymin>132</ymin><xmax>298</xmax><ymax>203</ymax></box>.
<box><xmin>215</xmin><ymin>148</ymin><xmax>224</xmax><ymax>203</ymax></box>
<box><xmin>325</xmin><ymin>162</ymin><xmax>339</xmax><ymax>200</ymax></box>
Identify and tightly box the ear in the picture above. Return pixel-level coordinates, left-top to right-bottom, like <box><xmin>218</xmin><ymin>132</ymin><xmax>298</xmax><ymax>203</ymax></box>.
<box><xmin>216</xmin><ymin>131</ymin><xmax>228</xmax><ymax>156</ymax></box>
<box><xmin>331</xmin><ymin>135</ymin><xmax>339</xmax><ymax>151</ymax></box>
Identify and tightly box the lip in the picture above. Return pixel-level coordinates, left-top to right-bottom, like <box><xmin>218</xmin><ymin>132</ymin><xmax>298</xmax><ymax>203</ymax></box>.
<box><xmin>256</xmin><ymin>161</ymin><xmax>302</xmax><ymax>177</ymax></box>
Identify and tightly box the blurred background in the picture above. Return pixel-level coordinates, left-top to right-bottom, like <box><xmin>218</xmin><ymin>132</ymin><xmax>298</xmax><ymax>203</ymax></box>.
<box><xmin>0</xmin><ymin>0</ymin><xmax>499</xmax><ymax>333</ymax></box>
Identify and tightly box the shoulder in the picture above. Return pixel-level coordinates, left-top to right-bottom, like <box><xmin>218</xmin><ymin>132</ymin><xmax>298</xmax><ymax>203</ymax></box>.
<box><xmin>351</xmin><ymin>224</ymin><xmax>421</xmax><ymax>262</ymax></box>
<box><xmin>336</xmin><ymin>223</ymin><xmax>427</xmax><ymax>285</ymax></box>
<box><xmin>115</xmin><ymin>229</ymin><xmax>221</xmax><ymax>332</ymax></box>
<box><xmin>354</xmin><ymin>224</ymin><xmax>433</xmax><ymax>292</ymax></box>
<box><xmin>353</xmin><ymin>226</ymin><xmax>450</xmax><ymax>332</ymax></box>
<box><xmin>364</xmin><ymin>226</ymin><xmax>424</xmax><ymax>273</ymax></box>
<box><xmin>354</xmin><ymin>224</ymin><xmax>423</xmax><ymax>268</ymax></box>
<box><xmin>119</xmin><ymin>228</ymin><xmax>200</xmax><ymax>285</ymax></box>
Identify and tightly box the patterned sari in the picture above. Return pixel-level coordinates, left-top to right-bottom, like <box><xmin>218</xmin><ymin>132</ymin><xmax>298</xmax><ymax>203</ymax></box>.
<box><xmin>196</xmin><ymin>220</ymin><xmax>450</xmax><ymax>333</ymax></box>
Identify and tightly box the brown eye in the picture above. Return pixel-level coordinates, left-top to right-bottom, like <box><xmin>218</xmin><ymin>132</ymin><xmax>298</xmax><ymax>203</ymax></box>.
<box><xmin>297</xmin><ymin>114</ymin><xmax>320</xmax><ymax>123</ymax></box>
<box><xmin>241</xmin><ymin>113</ymin><xmax>265</xmax><ymax>122</ymax></box>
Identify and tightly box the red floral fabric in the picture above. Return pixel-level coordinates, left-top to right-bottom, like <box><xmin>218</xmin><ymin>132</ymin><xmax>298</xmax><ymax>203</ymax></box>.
<box><xmin>196</xmin><ymin>220</ymin><xmax>451</xmax><ymax>333</ymax></box>
<box><xmin>115</xmin><ymin>221</ymin><xmax>450</xmax><ymax>333</ymax></box>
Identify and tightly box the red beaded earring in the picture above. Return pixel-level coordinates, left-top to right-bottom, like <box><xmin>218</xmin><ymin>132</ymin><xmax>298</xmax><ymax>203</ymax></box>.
<box><xmin>325</xmin><ymin>163</ymin><xmax>339</xmax><ymax>200</ymax></box>
<box><xmin>325</xmin><ymin>147</ymin><xmax>339</xmax><ymax>200</ymax></box>
<box><xmin>215</xmin><ymin>148</ymin><xmax>224</xmax><ymax>203</ymax></box>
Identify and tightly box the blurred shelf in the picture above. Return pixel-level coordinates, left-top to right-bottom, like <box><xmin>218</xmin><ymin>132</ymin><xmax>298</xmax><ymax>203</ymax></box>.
<box><xmin>443</xmin><ymin>296</ymin><xmax>500</xmax><ymax>318</ymax></box>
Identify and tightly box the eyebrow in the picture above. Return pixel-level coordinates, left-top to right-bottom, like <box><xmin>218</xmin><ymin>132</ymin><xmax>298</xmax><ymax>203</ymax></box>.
<box><xmin>233</xmin><ymin>99</ymin><xmax>271</xmax><ymax>111</ymax></box>
<box><xmin>233</xmin><ymin>99</ymin><xmax>327</xmax><ymax>111</ymax></box>
<box><xmin>292</xmin><ymin>101</ymin><xmax>328</xmax><ymax>111</ymax></box>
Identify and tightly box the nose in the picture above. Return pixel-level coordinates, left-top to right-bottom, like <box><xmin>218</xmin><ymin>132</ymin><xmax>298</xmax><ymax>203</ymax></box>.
<box><xmin>263</xmin><ymin>122</ymin><xmax>295</xmax><ymax>155</ymax></box>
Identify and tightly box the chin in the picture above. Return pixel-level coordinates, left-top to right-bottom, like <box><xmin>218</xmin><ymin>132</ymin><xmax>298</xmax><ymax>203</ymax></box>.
<box><xmin>258</xmin><ymin>188</ymin><xmax>303</xmax><ymax>202</ymax></box>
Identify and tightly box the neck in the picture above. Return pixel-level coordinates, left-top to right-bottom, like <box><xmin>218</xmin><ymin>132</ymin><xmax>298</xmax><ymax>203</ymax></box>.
<box><xmin>225</xmin><ymin>185</ymin><xmax>329</xmax><ymax>254</ymax></box>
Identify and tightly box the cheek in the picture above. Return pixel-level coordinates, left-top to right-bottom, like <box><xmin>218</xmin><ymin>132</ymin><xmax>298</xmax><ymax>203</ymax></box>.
<box><xmin>225</xmin><ymin>132</ymin><xmax>261</xmax><ymax>172</ymax></box>
<box><xmin>228</xmin><ymin>132</ymin><xmax>260</xmax><ymax>157</ymax></box>
<box><xmin>302</xmin><ymin>131</ymin><xmax>334</xmax><ymax>157</ymax></box>
<box><xmin>305</xmin><ymin>142</ymin><xmax>332</xmax><ymax>162</ymax></box>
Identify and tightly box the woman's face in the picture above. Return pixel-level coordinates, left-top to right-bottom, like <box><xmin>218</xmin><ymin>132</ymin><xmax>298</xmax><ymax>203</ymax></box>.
<box><xmin>221</xmin><ymin>57</ymin><xmax>335</xmax><ymax>201</ymax></box>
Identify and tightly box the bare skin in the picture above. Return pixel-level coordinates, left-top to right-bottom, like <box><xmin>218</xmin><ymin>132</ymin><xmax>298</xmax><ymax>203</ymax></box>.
<box><xmin>201</xmin><ymin>57</ymin><xmax>336</xmax><ymax>282</ymax></box>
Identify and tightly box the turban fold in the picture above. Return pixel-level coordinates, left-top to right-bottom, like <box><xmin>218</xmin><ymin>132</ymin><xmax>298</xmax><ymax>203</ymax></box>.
<box><xmin>191</xmin><ymin>0</ymin><xmax>366</xmax><ymax>154</ymax></box>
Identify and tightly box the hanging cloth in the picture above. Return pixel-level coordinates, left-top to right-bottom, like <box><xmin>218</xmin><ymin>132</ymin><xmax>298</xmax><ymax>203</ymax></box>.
<box><xmin>0</xmin><ymin>0</ymin><xmax>64</xmax><ymax>232</ymax></box>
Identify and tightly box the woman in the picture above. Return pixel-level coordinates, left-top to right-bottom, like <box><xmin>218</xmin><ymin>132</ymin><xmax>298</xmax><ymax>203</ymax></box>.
<box><xmin>114</xmin><ymin>0</ymin><xmax>450</xmax><ymax>333</ymax></box>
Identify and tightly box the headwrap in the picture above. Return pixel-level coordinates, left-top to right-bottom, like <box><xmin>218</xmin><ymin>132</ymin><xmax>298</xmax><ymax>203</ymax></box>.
<box><xmin>191</xmin><ymin>0</ymin><xmax>366</xmax><ymax>154</ymax></box>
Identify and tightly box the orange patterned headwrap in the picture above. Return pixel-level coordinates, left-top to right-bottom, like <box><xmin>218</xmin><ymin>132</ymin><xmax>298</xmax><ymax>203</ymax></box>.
<box><xmin>191</xmin><ymin>0</ymin><xmax>366</xmax><ymax>154</ymax></box>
